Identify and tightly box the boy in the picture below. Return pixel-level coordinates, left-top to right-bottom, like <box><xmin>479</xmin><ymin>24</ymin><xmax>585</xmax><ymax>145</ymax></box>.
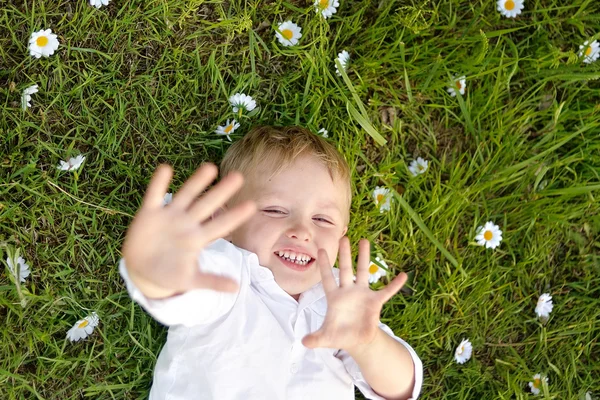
<box><xmin>120</xmin><ymin>126</ymin><xmax>423</xmax><ymax>399</ymax></box>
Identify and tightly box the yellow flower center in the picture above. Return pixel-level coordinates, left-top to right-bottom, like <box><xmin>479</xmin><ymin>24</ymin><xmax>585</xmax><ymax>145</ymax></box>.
<box><xmin>224</xmin><ymin>124</ymin><xmax>234</xmax><ymax>133</ymax></box>
<box><xmin>418</xmin><ymin>165</ymin><xmax>424</xmax><ymax>170</ymax></box>
<box><xmin>457</xmin><ymin>346</ymin><xmax>464</xmax><ymax>354</ymax></box>
<box><xmin>78</xmin><ymin>320</ymin><xmax>89</xmax><ymax>328</ymax></box>
<box><xmin>319</xmin><ymin>0</ymin><xmax>329</xmax><ymax>9</ymax></box>
<box><xmin>455</xmin><ymin>81</ymin><xmax>462</xmax><ymax>90</ymax></box>
<box><xmin>585</xmin><ymin>46</ymin><xmax>592</xmax><ymax>56</ymax></box>
<box><xmin>369</xmin><ymin>263</ymin><xmax>379</xmax><ymax>274</ymax></box>
<box><xmin>533</xmin><ymin>378</ymin><xmax>541</xmax><ymax>389</ymax></box>
<box><xmin>483</xmin><ymin>230</ymin><xmax>493</xmax><ymax>240</ymax></box>
<box><xmin>505</xmin><ymin>0</ymin><xmax>515</xmax><ymax>10</ymax></box>
<box><xmin>281</xmin><ymin>29</ymin><xmax>293</xmax><ymax>40</ymax></box>
<box><xmin>376</xmin><ymin>194</ymin><xmax>384</xmax><ymax>204</ymax></box>
<box><xmin>36</xmin><ymin>36</ymin><xmax>49</xmax><ymax>47</ymax></box>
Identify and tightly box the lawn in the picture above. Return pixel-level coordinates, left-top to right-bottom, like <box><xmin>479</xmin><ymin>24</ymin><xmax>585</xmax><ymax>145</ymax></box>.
<box><xmin>1</xmin><ymin>0</ymin><xmax>599</xmax><ymax>399</ymax></box>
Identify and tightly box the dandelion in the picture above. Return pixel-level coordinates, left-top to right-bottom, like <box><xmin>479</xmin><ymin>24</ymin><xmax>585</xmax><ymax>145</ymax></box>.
<box><xmin>275</xmin><ymin>21</ymin><xmax>302</xmax><ymax>47</ymax></box>
<box><xmin>21</xmin><ymin>84</ymin><xmax>39</xmax><ymax>110</ymax></box>
<box><xmin>408</xmin><ymin>157</ymin><xmax>428</xmax><ymax>176</ymax></box>
<box><xmin>535</xmin><ymin>293</ymin><xmax>553</xmax><ymax>318</ymax></box>
<box><xmin>215</xmin><ymin>119</ymin><xmax>240</xmax><ymax>141</ymax></box>
<box><xmin>57</xmin><ymin>155</ymin><xmax>85</xmax><ymax>171</ymax></box>
<box><xmin>28</xmin><ymin>29</ymin><xmax>60</xmax><ymax>58</ymax></box>
<box><xmin>318</xmin><ymin>128</ymin><xmax>329</xmax><ymax>138</ymax></box>
<box><xmin>66</xmin><ymin>312</ymin><xmax>100</xmax><ymax>342</ymax></box>
<box><xmin>315</xmin><ymin>0</ymin><xmax>339</xmax><ymax>19</ymax></box>
<box><xmin>454</xmin><ymin>338</ymin><xmax>472</xmax><ymax>364</ymax></box>
<box><xmin>229</xmin><ymin>93</ymin><xmax>256</xmax><ymax>113</ymax></box>
<box><xmin>6</xmin><ymin>256</ymin><xmax>31</xmax><ymax>283</ymax></box>
<box><xmin>447</xmin><ymin>76</ymin><xmax>466</xmax><ymax>97</ymax></box>
<box><xmin>579</xmin><ymin>40</ymin><xmax>599</xmax><ymax>64</ymax></box>
<box><xmin>367</xmin><ymin>255</ymin><xmax>388</xmax><ymax>284</ymax></box>
<box><xmin>335</xmin><ymin>50</ymin><xmax>350</xmax><ymax>76</ymax></box>
<box><xmin>163</xmin><ymin>193</ymin><xmax>173</xmax><ymax>206</ymax></box>
<box><xmin>372</xmin><ymin>186</ymin><xmax>393</xmax><ymax>213</ymax></box>
<box><xmin>497</xmin><ymin>0</ymin><xmax>524</xmax><ymax>18</ymax></box>
<box><xmin>475</xmin><ymin>221</ymin><xmax>503</xmax><ymax>249</ymax></box>
<box><xmin>90</xmin><ymin>0</ymin><xmax>110</xmax><ymax>7</ymax></box>
<box><xmin>528</xmin><ymin>374</ymin><xmax>548</xmax><ymax>395</ymax></box>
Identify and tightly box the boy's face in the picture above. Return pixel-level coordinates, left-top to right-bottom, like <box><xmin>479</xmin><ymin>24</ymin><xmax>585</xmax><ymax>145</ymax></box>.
<box><xmin>226</xmin><ymin>155</ymin><xmax>349</xmax><ymax>301</ymax></box>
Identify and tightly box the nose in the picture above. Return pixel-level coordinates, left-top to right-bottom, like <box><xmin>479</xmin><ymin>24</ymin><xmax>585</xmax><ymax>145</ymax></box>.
<box><xmin>285</xmin><ymin>219</ymin><xmax>312</xmax><ymax>242</ymax></box>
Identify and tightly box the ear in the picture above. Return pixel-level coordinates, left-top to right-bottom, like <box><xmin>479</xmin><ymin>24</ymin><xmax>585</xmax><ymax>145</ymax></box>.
<box><xmin>342</xmin><ymin>226</ymin><xmax>348</xmax><ymax>237</ymax></box>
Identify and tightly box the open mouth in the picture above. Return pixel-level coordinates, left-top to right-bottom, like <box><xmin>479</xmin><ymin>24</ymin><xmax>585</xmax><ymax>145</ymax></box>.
<box><xmin>274</xmin><ymin>251</ymin><xmax>315</xmax><ymax>270</ymax></box>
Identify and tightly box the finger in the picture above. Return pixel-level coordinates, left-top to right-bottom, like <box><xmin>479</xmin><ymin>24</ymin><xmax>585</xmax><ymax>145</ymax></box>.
<box><xmin>355</xmin><ymin>239</ymin><xmax>371</xmax><ymax>287</ymax></box>
<box><xmin>188</xmin><ymin>171</ymin><xmax>245</xmax><ymax>222</ymax></box>
<box><xmin>188</xmin><ymin>272</ymin><xmax>240</xmax><ymax>293</ymax></box>
<box><xmin>301</xmin><ymin>331</ymin><xmax>325</xmax><ymax>349</ymax></box>
<box><xmin>196</xmin><ymin>200</ymin><xmax>257</xmax><ymax>244</ymax></box>
<box><xmin>338</xmin><ymin>237</ymin><xmax>354</xmax><ymax>287</ymax></box>
<box><xmin>317</xmin><ymin>248</ymin><xmax>338</xmax><ymax>293</ymax></box>
<box><xmin>142</xmin><ymin>164</ymin><xmax>173</xmax><ymax>209</ymax></box>
<box><xmin>376</xmin><ymin>272</ymin><xmax>408</xmax><ymax>304</ymax></box>
<box><xmin>171</xmin><ymin>163</ymin><xmax>218</xmax><ymax>210</ymax></box>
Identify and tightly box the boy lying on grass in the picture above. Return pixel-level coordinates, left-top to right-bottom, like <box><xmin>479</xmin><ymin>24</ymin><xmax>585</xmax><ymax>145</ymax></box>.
<box><xmin>119</xmin><ymin>126</ymin><xmax>423</xmax><ymax>399</ymax></box>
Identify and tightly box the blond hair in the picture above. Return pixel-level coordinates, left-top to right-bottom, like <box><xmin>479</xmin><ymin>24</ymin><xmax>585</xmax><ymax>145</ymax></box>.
<box><xmin>220</xmin><ymin>125</ymin><xmax>352</xmax><ymax>220</ymax></box>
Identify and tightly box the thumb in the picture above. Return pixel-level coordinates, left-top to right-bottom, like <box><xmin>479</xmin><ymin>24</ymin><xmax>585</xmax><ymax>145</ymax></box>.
<box><xmin>301</xmin><ymin>332</ymin><xmax>323</xmax><ymax>349</ymax></box>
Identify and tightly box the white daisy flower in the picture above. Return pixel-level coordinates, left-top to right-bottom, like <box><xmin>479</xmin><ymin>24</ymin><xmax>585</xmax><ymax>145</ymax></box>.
<box><xmin>335</xmin><ymin>50</ymin><xmax>350</xmax><ymax>76</ymax></box>
<box><xmin>275</xmin><ymin>21</ymin><xmax>302</xmax><ymax>47</ymax></box>
<box><xmin>367</xmin><ymin>255</ymin><xmax>388</xmax><ymax>284</ymax></box>
<box><xmin>57</xmin><ymin>155</ymin><xmax>85</xmax><ymax>171</ymax></box>
<box><xmin>28</xmin><ymin>29</ymin><xmax>60</xmax><ymax>58</ymax></box>
<box><xmin>497</xmin><ymin>0</ymin><xmax>524</xmax><ymax>18</ymax></box>
<box><xmin>454</xmin><ymin>338</ymin><xmax>473</xmax><ymax>364</ymax></box>
<box><xmin>475</xmin><ymin>221</ymin><xmax>503</xmax><ymax>249</ymax></box>
<box><xmin>66</xmin><ymin>312</ymin><xmax>100</xmax><ymax>342</ymax></box>
<box><xmin>528</xmin><ymin>373</ymin><xmax>548</xmax><ymax>395</ymax></box>
<box><xmin>579</xmin><ymin>40</ymin><xmax>600</xmax><ymax>64</ymax></box>
<box><xmin>90</xmin><ymin>0</ymin><xmax>110</xmax><ymax>7</ymax></box>
<box><xmin>163</xmin><ymin>193</ymin><xmax>173</xmax><ymax>206</ymax></box>
<box><xmin>535</xmin><ymin>293</ymin><xmax>553</xmax><ymax>318</ymax></box>
<box><xmin>215</xmin><ymin>119</ymin><xmax>240</xmax><ymax>141</ymax></box>
<box><xmin>21</xmin><ymin>84</ymin><xmax>39</xmax><ymax>110</ymax></box>
<box><xmin>585</xmin><ymin>392</ymin><xmax>593</xmax><ymax>400</ymax></box>
<box><xmin>315</xmin><ymin>0</ymin><xmax>340</xmax><ymax>19</ymax></box>
<box><xmin>6</xmin><ymin>256</ymin><xmax>31</xmax><ymax>283</ymax></box>
<box><xmin>318</xmin><ymin>128</ymin><xmax>328</xmax><ymax>138</ymax></box>
<box><xmin>408</xmin><ymin>157</ymin><xmax>428</xmax><ymax>176</ymax></box>
<box><xmin>447</xmin><ymin>76</ymin><xmax>466</xmax><ymax>97</ymax></box>
<box><xmin>229</xmin><ymin>93</ymin><xmax>256</xmax><ymax>113</ymax></box>
<box><xmin>372</xmin><ymin>186</ymin><xmax>393</xmax><ymax>213</ymax></box>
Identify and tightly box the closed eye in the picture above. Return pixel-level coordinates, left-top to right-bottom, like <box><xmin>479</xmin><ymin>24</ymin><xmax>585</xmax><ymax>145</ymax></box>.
<box><xmin>314</xmin><ymin>218</ymin><xmax>332</xmax><ymax>224</ymax></box>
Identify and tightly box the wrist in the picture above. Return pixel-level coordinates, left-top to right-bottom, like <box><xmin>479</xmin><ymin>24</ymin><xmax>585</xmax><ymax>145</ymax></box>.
<box><xmin>125</xmin><ymin>261</ymin><xmax>179</xmax><ymax>300</ymax></box>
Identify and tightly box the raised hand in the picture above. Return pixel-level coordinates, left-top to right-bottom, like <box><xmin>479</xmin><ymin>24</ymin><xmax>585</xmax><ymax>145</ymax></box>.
<box><xmin>122</xmin><ymin>163</ymin><xmax>256</xmax><ymax>299</ymax></box>
<box><xmin>301</xmin><ymin>237</ymin><xmax>408</xmax><ymax>353</ymax></box>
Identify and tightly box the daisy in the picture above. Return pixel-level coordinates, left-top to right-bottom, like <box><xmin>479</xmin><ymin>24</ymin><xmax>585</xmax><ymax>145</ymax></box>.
<box><xmin>315</xmin><ymin>0</ymin><xmax>340</xmax><ymax>19</ymax></box>
<box><xmin>475</xmin><ymin>221</ymin><xmax>503</xmax><ymax>249</ymax></box>
<box><xmin>408</xmin><ymin>157</ymin><xmax>428</xmax><ymax>176</ymax></box>
<box><xmin>372</xmin><ymin>186</ymin><xmax>393</xmax><ymax>213</ymax></box>
<box><xmin>90</xmin><ymin>0</ymin><xmax>110</xmax><ymax>7</ymax></box>
<box><xmin>66</xmin><ymin>312</ymin><xmax>100</xmax><ymax>342</ymax></box>
<box><xmin>21</xmin><ymin>84</ymin><xmax>39</xmax><ymax>110</ymax></box>
<box><xmin>28</xmin><ymin>29</ymin><xmax>60</xmax><ymax>58</ymax></box>
<box><xmin>535</xmin><ymin>293</ymin><xmax>553</xmax><ymax>318</ymax></box>
<box><xmin>215</xmin><ymin>119</ymin><xmax>240</xmax><ymax>141</ymax></box>
<box><xmin>275</xmin><ymin>21</ymin><xmax>302</xmax><ymax>47</ymax></box>
<box><xmin>367</xmin><ymin>255</ymin><xmax>388</xmax><ymax>284</ymax></box>
<box><xmin>229</xmin><ymin>93</ymin><xmax>256</xmax><ymax>113</ymax></box>
<box><xmin>454</xmin><ymin>338</ymin><xmax>472</xmax><ymax>364</ymax></box>
<box><xmin>528</xmin><ymin>373</ymin><xmax>548</xmax><ymax>395</ymax></box>
<box><xmin>163</xmin><ymin>193</ymin><xmax>173</xmax><ymax>206</ymax></box>
<box><xmin>57</xmin><ymin>155</ymin><xmax>85</xmax><ymax>171</ymax></box>
<box><xmin>497</xmin><ymin>0</ymin><xmax>524</xmax><ymax>18</ymax></box>
<box><xmin>447</xmin><ymin>76</ymin><xmax>466</xmax><ymax>97</ymax></box>
<box><xmin>318</xmin><ymin>128</ymin><xmax>329</xmax><ymax>138</ymax></box>
<box><xmin>6</xmin><ymin>256</ymin><xmax>31</xmax><ymax>283</ymax></box>
<box><xmin>335</xmin><ymin>50</ymin><xmax>350</xmax><ymax>76</ymax></box>
<box><xmin>579</xmin><ymin>40</ymin><xmax>599</xmax><ymax>64</ymax></box>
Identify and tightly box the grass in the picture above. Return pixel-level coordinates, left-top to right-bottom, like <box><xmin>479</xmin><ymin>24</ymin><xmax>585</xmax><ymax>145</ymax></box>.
<box><xmin>1</xmin><ymin>0</ymin><xmax>600</xmax><ymax>398</ymax></box>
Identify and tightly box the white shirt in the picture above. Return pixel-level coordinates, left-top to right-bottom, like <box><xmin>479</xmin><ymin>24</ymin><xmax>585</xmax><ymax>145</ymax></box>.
<box><xmin>119</xmin><ymin>238</ymin><xmax>423</xmax><ymax>400</ymax></box>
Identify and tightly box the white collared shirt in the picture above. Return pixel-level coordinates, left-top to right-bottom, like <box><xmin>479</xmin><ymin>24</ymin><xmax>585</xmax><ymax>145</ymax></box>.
<box><xmin>119</xmin><ymin>239</ymin><xmax>423</xmax><ymax>400</ymax></box>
